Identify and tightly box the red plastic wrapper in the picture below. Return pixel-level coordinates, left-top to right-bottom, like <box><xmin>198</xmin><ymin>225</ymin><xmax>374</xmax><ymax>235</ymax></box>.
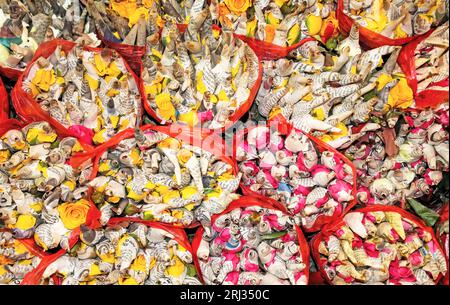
<box><xmin>11</xmin><ymin>39</ymin><xmax>146</xmax><ymax>146</ymax></box>
<box><xmin>397</xmin><ymin>29</ymin><xmax>449</xmax><ymax>109</ymax></box>
<box><xmin>436</xmin><ymin>203</ymin><xmax>449</xmax><ymax>285</ymax></box>
<box><xmin>0</xmin><ymin>65</ymin><xmax>23</xmax><ymax>81</ymax></box>
<box><xmin>336</xmin><ymin>0</ymin><xmax>429</xmax><ymax>50</ymax></box>
<box><xmin>191</xmin><ymin>195</ymin><xmax>310</xmax><ymax>284</ymax></box>
<box><xmin>233</xmin><ymin>118</ymin><xmax>357</xmax><ymax>233</ymax></box>
<box><xmin>68</xmin><ymin>124</ymin><xmax>239</xmax><ymax>228</ymax></box>
<box><xmin>97</xmin><ymin>31</ymin><xmax>145</xmax><ymax>76</ymax></box>
<box><xmin>311</xmin><ymin>205</ymin><xmax>448</xmax><ymax>285</ymax></box>
<box><xmin>233</xmin><ymin>34</ymin><xmax>317</xmax><ymax>61</ymax></box>
<box><xmin>0</xmin><ymin>77</ymin><xmax>9</xmax><ymax>121</ymax></box>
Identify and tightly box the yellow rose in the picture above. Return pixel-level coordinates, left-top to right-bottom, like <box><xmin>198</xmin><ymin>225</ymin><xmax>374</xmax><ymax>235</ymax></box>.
<box><xmin>385</xmin><ymin>78</ymin><xmax>414</xmax><ymax>112</ymax></box>
<box><xmin>0</xmin><ymin>150</ymin><xmax>11</xmax><ymax>163</ymax></box>
<box><xmin>177</xmin><ymin>149</ymin><xmax>193</xmax><ymax>164</ymax></box>
<box><xmin>57</xmin><ymin>199</ymin><xmax>91</xmax><ymax>230</ymax></box>
<box><xmin>118</xmin><ymin>277</ymin><xmax>138</xmax><ymax>285</ymax></box>
<box><xmin>224</xmin><ymin>0</ymin><xmax>252</xmax><ymax>14</ymax></box>
<box><xmin>31</xmin><ymin>68</ymin><xmax>56</xmax><ymax>93</ymax></box>
<box><xmin>15</xmin><ymin>214</ymin><xmax>36</xmax><ymax>231</ymax></box>
<box><xmin>165</xmin><ymin>256</ymin><xmax>185</xmax><ymax>277</ymax></box>
<box><xmin>130</xmin><ymin>254</ymin><xmax>147</xmax><ymax>273</ymax></box>
<box><xmin>155</xmin><ymin>93</ymin><xmax>176</xmax><ymax>122</ymax></box>
<box><xmin>163</xmin><ymin>190</ymin><xmax>180</xmax><ymax>204</ymax></box>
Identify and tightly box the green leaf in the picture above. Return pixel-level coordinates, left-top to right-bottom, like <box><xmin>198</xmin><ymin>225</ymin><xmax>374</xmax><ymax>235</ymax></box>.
<box><xmin>261</xmin><ymin>231</ymin><xmax>287</xmax><ymax>240</ymax></box>
<box><xmin>50</xmin><ymin>139</ymin><xmax>60</xmax><ymax>149</ymax></box>
<box><xmin>407</xmin><ymin>198</ymin><xmax>440</xmax><ymax>226</ymax></box>
<box><xmin>187</xmin><ymin>264</ymin><xmax>197</xmax><ymax>277</ymax></box>
<box><xmin>69</xmin><ymin>242</ymin><xmax>81</xmax><ymax>256</ymax></box>
<box><xmin>29</xmin><ymin>136</ymin><xmax>38</xmax><ymax>146</ymax></box>
<box><xmin>363</xmin><ymin>89</ymin><xmax>378</xmax><ymax>102</ymax></box>
<box><xmin>325</xmin><ymin>38</ymin><xmax>337</xmax><ymax>51</ymax></box>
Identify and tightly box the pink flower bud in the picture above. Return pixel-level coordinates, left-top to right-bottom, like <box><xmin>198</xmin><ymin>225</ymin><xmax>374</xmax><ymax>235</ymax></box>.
<box><xmin>198</xmin><ymin>110</ymin><xmax>214</xmax><ymax>122</ymax></box>
<box><xmin>328</xmin><ymin>180</ymin><xmax>353</xmax><ymax>203</ymax></box>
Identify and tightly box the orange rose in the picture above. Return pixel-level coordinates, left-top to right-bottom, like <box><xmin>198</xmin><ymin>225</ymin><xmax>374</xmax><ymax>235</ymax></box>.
<box><xmin>57</xmin><ymin>199</ymin><xmax>91</xmax><ymax>230</ymax></box>
<box><xmin>224</xmin><ymin>0</ymin><xmax>252</xmax><ymax>14</ymax></box>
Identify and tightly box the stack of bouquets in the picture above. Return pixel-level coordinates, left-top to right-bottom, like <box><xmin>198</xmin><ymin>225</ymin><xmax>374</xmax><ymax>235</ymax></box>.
<box><xmin>311</xmin><ymin>206</ymin><xmax>448</xmax><ymax>285</ymax></box>
<box><xmin>13</xmin><ymin>40</ymin><xmax>144</xmax><ymax>145</ymax></box>
<box><xmin>193</xmin><ymin>196</ymin><xmax>310</xmax><ymax>285</ymax></box>
<box><xmin>0</xmin><ymin>0</ymin><xmax>449</xmax><ymax>287</ymax></box>
<box><xmin>235</xmin><ymin>122</ymin><xmax>356</xmax><ymax>232</ymax></box>
<box><xmin>68</xmin><ymin>125</ymin><xmax>242</xmax><ymax>229</ymax></box>
<box><xmin>38</xmin><ymin>220</ymin><xmax>201</xmax><ymax>285</ymax></box>
<box><xmin>0</xmin><ymin>121</ymin><xmax>94</xmax><ymax>253</ymax></box>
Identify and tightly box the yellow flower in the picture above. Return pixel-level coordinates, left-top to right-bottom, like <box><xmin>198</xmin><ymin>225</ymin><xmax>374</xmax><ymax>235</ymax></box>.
<box><xmin>26</xmin><ymin>127</ymin><xmax>57</xmax><ymax>144</ymax></box>
<box><xmin>274</xmin><ymin>0</ymin><xmax>288</xmax><ymax>6</ymax></box>
<box><xmin>126</xmin><ymin>183</ymin><xmax>147</xmax><ymax>201</ymax></box>
<box><xmin>128</xmin><ymin>7</ymin><xmax>149</xmax><ymax>27</ymax></box>
<box><xmin>172</xmin><ymin>209</ymin><xmax>184</xmax><ymax>219</ymax></box>
<box><xmin>14</xmin><ymin>240</ymin><xmax>29</xmax><ymax>255</ymax></box>
<box><xmin>385</xmin><ymin>78</ymin><xmax>413</xmax><ymax>112</ymax></box>
<box><xmin>154</xmin><ymin>185</ymin><xmax>170</xmax><ymax>195</ymax></box>
<box><xmin>57</xmin><ymin>199</ymin><xmax>90</xmax><ymax>230</ymax></box>
<box><xmin>206</xmin><ymin>190</ymin><xmax>221</xmax><ymax>200</ymax></box>
<box><xmin>0</xmin><ymin>150</ymin><xmax>11</xmax><ymax>163</ymax></box>
<box><xmin>30</xmin><ymin>201</ymin><xmax>43</xmax><ymax>213</ymax></box>
<box><xmin>93</xmin><ymin>129</ymin><xmax>108</xmax><ymax>144</ymax></box>
<box><xmin>287</xmin><ymin>23</ymin><xmax>301</xmax><ymax>45</ymax></box>
<box><xmin>178</xmin><ymin>111</ymin><xmax>199</xmax><ymax>127</ymax></box>
<box><xmin>165</xmin><ymin>256</ymin><xmax>185</xmax><ymax>277</ymax></box>
<box><xmin>246</xmin><ymin>18</ymin><xmax>258</xmax><ymax>38</ymax></box>
<box><xmin>376</xmin><ymin>73</ymin><xmax>394</xmax><ymax>91</ymax></box>
<box><xmin>181</xmin><ymin>186</ymin><xmax>198</xmax><ymax>200</ymax></box>
<box><xmin>266</xmin><ymin>12</ymin><xmax>280</xmax><ymax>26</ymax></box>
<box><xmin>31</xmin><ymin>69</ymin><xmax>56</xmax><ymax>92</ymax></box>
<box><xmin>110</xmin><ymin>0</ymin><xmax>137</xmax><ymax>19</ymax></box>
<box><xmin>224</xmin><ymin>0</ymin><xmax>252</xmax><ymax>14</ymax></box>
<box><xmin>118</xmin><ymin>277</ymin><xmax>139</xmax><ymax>285</ymax></box>
<box><xmin>163</xmin><ymin>190</ymin><xmax>180</xmax><ymax>204</ymax></box>
<box><xmin>99</xmin><ymin>252</ymin><xmax>115</xmax><ymax>264</ymax></box>
<box><xmin>15</xmin><ymin>214</ymin><xmax>36</xmax><ymax>231</ymax></box>
<box><xmin>196</xmin><ymin>71</ymin><xmax>207</xmax><ymax>94</ymax></box>
<box><xmin>89</xmin><ymin>263</ymin><xmax>103</xmax><ymax>277</ymax></box>
<box><xmin>158</xmin><ymin>138</ymin><xmax>181</xmax><ymax>150</ymax></box>
<box><xmin>319</xmin><ymin>134</ymin><xmax>334</xmax><ymax>143</ymax></box>
<box><xmin>177</xmin><ymin>149</ymin><xmax>193</xmax><ymax>164</ymax></box>
<box><xmin>155</xmin><ymin>93</ymin><xmax>176</xmax><ymax>122</ymax></box>
<box><xmin>331</xmin><ymin>122</ymin><xmax>348</xmax><ymax>139</ymax></box>
<box><xmin>130</xmin><ymin>254</ymin><xmax>147</xmax><ymax>273</ymax></box>
<box><xmin>311</xmin><ymin>107</ymin><xmax>326</xmax><ymax>121</ymax></box>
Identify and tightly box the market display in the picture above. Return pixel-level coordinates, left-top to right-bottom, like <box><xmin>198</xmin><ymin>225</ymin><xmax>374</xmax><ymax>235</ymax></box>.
<box><xmin>0</xmin><ymin>0</ymin><xmax>448</xmax><ymax>286</ymax></box>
